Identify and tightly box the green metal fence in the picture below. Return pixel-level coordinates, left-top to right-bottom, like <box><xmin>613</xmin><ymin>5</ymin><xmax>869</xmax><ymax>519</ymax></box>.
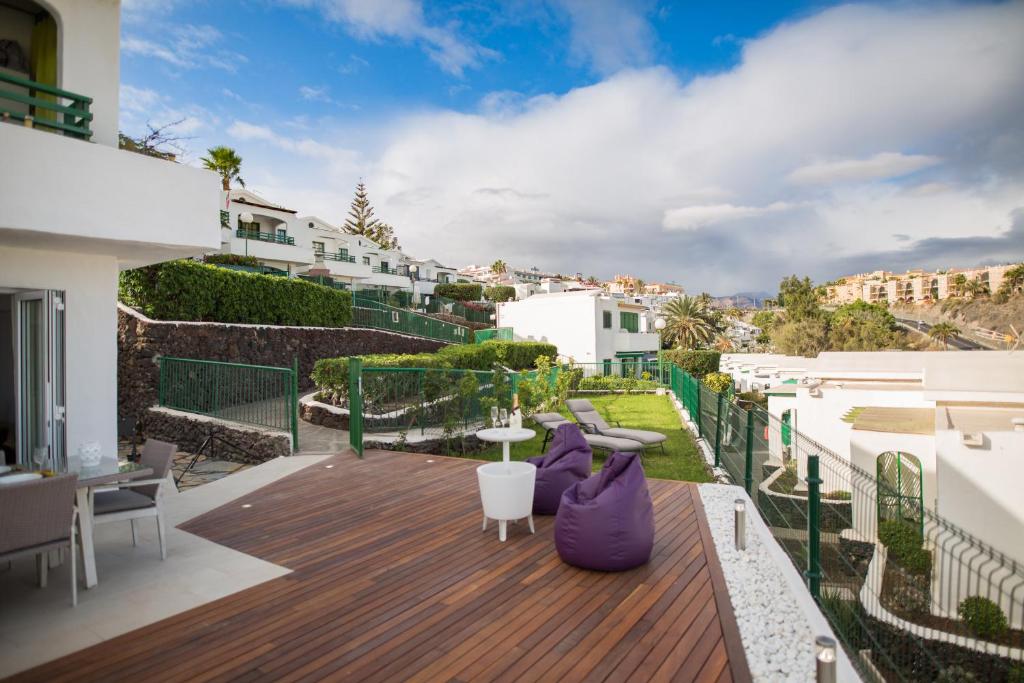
<box><xmin>0</xmin><ymin>70</ymin><xmax>93</xmax><ymax>139</ymax></box>
<box><xmin>671</xmin><ymin>368</ymin><xmax>1024</xmax><ymax>682</ymax></box>
<box><xmin>422</xmin><ymin>294</ymin><xmax>494</xmax><ymax>325</ymax></box>
<box><xmin>353</xmin><ymin>289</ymin><xmax>415</xmax><ymax>309</ymax></box>
<box><xmin>474</xmin><ymin>327</ymin><xmax>513</xmax><ymax>343</ymax></box>
<box><xmin>158</xmin><ymin>357</ymin><xmax>299</xmax><ymax>450</ymax></box>
<box><xmin>351</xmin><ymin>301</ymin><xmax>470</xmax><ymax>344</ymax></box>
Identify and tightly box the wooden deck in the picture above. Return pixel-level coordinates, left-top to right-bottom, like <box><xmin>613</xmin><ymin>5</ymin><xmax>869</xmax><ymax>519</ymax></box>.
<box><xmin>12</xmin><ymin>450</ymin><xmax>750</xmax><ymax>682</ymax></box>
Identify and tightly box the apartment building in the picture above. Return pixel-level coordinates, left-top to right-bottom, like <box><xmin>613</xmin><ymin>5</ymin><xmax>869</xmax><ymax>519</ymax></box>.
<box><xmin>0</xmin><ymin>0</ymin><xmax>221</xmax><ymax>468</ymax></box>
<box><xmin>824</xmin><ymin>264</ymin><xmax>1015</xmax><ymax>306</ymax></box>
<box><xmin>217</xmin><ymin>190</ymin><xmax>452</xmax><ymax>295</ymax></box>
<box><xmin>496</xmin><ymin>290</ymin><xmax>660</xmax><ymax>364</ymax></box>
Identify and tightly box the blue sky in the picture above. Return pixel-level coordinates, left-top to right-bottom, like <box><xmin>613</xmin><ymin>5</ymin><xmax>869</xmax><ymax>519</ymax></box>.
<box><xmin>120</xmin><ymin>1</ymin><xmax>1024</xmax><ymax>293</ymax></box>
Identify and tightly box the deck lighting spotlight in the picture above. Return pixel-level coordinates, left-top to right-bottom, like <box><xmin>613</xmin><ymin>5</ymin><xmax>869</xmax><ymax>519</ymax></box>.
<box><xmin>734</xmin><ymin>499</ymin><xmax>746</xmax><ymax>551</ymax></box>
<box><xmin>815</xmin><ymin>636</ymin><xmax>837</xmax><ymax>683</ymax></box>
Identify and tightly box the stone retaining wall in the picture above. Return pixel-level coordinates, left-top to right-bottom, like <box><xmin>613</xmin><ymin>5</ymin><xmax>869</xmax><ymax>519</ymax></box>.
<box><xmin>119</xmin><ymin>304</ymin><xmax>446</xmax><ymax>423</ymax></box>
<box><xmin>143</xmin><ymin>407</ymin><xmax>291</xmax><ymax>463</ymax></box>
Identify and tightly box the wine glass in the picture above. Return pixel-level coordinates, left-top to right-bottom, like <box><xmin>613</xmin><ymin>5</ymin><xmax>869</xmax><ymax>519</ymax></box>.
<box><xmin>490</xmin><ymin>406</ymin><xmax>499</xmax><ymax>429</ymax></box>
<box><xmin>499</xmin><ymin>409</ymin><xmax>508</xmax><ymax>428</ymax></box>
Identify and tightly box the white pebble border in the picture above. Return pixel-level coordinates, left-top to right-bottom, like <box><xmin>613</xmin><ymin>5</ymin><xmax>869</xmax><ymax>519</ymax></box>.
<box><xmin>698</xmin><ymin>483</ymin><xmax>861</xmax><ymax>683</ymax></box>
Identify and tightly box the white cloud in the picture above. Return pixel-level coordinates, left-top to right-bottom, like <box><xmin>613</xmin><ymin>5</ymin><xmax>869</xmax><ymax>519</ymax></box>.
<box><xmin>122</xmin><ymin>24</ymin><xmax>248</xmax><ymax>72</ymax></box>
<box><xmin>227</xmin><ymin>120</ymin><xmax>348</xmax><ymax>160</ymax></box>
<box><xmin>242</xmin><ymin>2</ymin><xmax>1024</xmax><ymax>292</ymax></box>
<box><xmin>787</xmin><ymin>152</ymin><xmax>941</xmax><ymax>185</ymax></box>
<box><xmin>299</xmin><ymin>85</ymin><xmax>331</xmax><ymax>102</ymax></box>
<box><xmin>283</xmin><ymin>0</ymin><xmax>496</xmax><ymax>76</ymax></box>
<box><xmin>662</xmin><ymin>202</ymin><xmax>793</xmax><ymax>231</ymax></box>
<box><xmin>553</xmin><ymin>0</ymin><xmax>655</xmax><ymax>75</ymax></box>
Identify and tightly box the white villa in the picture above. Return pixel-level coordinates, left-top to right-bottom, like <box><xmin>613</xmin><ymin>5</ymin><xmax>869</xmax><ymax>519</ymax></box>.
<box><xmin>496</xmin><ymin>290</ymin><xmax>660</xmax><ymax>364</ymax></box>
<box><xmin>218</xmin><ymin>189</ymin><xmax>454</xmax><ymax>295</ymax></box>
<box><xmin>0</xmin><ymin>0</ymin><xmax>221</xmax><ymax>469</ymax></box>
<box><xmin>722</xmin><ymin>351</ymin><xmax>1024</xmax><ymax>627</ymax></box>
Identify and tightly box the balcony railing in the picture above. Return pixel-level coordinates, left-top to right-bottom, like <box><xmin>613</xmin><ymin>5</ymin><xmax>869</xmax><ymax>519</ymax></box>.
<box><xmin>220</xmin><ymin>210</ymin><xmax>230</xmax><ymax>228</ymax></box>
<box><xmin>0</xmin><ymin>71</ymin><xmax>93</xmax><ymax>140</ymax></box>
<box><xmin>236</xmin><ymin>228</ymin><xmax>295</xmax><ymax>246</ymax></box>
<box><xmin>318</xmin><ymin>250</ymin><xmax>357</xmax><ymax>263</ymax></box>
<box><xmin>371</xmin><ymin>266</ymin><xmax>405</xmax><ymax>275</ymax></box>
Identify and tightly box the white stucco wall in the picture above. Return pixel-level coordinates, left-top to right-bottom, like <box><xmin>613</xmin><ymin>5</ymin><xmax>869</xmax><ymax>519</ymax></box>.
<box><xmin>45</xmin><ymin>0</ymin><xmax>121</xmax><ymax>147</ymax></box>
<box><xmin>0</xmin><ymin>124</ymin><xmax>221</xmax><ymax>264</ymax></box>
<box><xmin>498</xmin><ymin>294</ymin><xmax>597</xmax><ymax>361</ymax></box>
<box><xmin>0</xmin><ymin>246</ymin><xmax>119</xmax><ymax>464</ymax></box>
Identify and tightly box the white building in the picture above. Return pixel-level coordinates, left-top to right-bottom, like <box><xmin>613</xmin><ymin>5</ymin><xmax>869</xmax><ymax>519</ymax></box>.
<box><xmin>496</xmin><ymin>290</ymin><xmax>660</xmax><ymax>364</ymax></box>
<box><xmin>0</xmin><ymin>0</ymin><xmax>221</xmax><ymax>468</ymax></box>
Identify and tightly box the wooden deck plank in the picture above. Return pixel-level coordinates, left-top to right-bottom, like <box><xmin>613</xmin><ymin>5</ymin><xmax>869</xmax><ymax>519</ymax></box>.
<box><xmin>8</xmin><ymin>450</ymin><xmax>750</xmax><ymax>683</ymax></box>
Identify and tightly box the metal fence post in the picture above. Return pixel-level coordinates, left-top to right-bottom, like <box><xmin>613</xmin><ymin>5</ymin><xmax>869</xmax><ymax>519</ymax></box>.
<box><xmin>714</xmin><ymin>392</ymin><xmax>724</xmax><ymax>467</ymax></box>
<box><xmin>349</xmin><ymin>357</ymin><xmax>363</xmax><ymax>458</ymax></box>
<box><xmin>695</xmin><ymin>380</ymin><xmax>703</xmax><ymax>438</ymax></box>
<box><xmin>291</xmin><ymin>356</ymin><xmax>300</xmax><ymax>451</ymax></box>
<box><xmin>806</xmin><ymin>453</ymin><xmax>822</xmax><ymax>599</ymax></box>
<box><xmin>744</xmin><ymin>408</ymin><xmax>754</xmax><ymax>495</ymax></box>
<box><xmin>158</xmin><ymin>357</ymin><xmax>166</xmax><ymax>406</ymax></box>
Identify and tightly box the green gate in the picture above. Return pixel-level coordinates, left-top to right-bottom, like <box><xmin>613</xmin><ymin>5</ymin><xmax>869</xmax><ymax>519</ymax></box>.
<box><xmin>876</xmin><ymin>451</ymin><xmax>923</xmax><ymax>533</ymax></box>
<box><xmin>348</xmin><ymin>358</ymin><xmax>363</xmax><ymax>457</ymax></box>
<box><xmin>158</xmin><ymin>357</ymin><xmax>299</xmax><ymax>450</ymax></box>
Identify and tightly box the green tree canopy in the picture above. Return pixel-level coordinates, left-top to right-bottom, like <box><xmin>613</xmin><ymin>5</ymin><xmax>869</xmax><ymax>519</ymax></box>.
<box><xmin>201</xmin><ymin>146</ymin><xmax>244</xmax><ymax>191</ymax></box>
<box><xmin>342</xmin><ymin>182</ymin><xmax>400</xmax><ymax>250</ymax></box>
<box><xmin>777</xmin><ymin>275</ymin><xmax>823</xmax><ymax>322</ymax></box>
<box><xmin>828</xmin><ymin>300</ymin><xmax>904</xmax><ymax>351</ymax></box>
<box><xmin>772</xmin><ymin>318</ymin><xmax>830</xmax><ymax>357</ymax></box>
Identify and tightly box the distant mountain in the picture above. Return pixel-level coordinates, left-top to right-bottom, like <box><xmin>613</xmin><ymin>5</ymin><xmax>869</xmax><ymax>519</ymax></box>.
<box><xmin>710</xmin><ymin>291</ymin><xmax>772</xmax><ymax>309</ymax></box>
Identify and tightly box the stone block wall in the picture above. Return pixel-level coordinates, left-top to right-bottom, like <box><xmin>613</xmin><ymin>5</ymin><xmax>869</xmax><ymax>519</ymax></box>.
<box><xmin>119</xmin><ymin>305</ymin><xmax>446</xmax><ymax>425</ymax></box>
<box><xmin>143</xmin><ymin>407</ymin><xmax>291</xmax><ymax>463</ymax></box>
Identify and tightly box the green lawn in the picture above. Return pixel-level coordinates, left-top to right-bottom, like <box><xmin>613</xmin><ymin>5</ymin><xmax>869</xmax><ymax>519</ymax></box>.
<box><xmin>473</xmin><ymin>393</ymin><xmax>712</xmax><ymax>483</ymax></box>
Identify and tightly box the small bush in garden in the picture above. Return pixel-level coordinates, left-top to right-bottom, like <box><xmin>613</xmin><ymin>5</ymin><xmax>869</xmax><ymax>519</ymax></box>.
<box><xmin>957</xmin><ymin>596</ymin><xmax>1008</xmax><ymax>640</ymax></box>
<box><xmin>935</xmin><ymin>666</ymin><xmax>977</xmax><ymax>682</ymax></box>
<box><xmin>878</xmin><ymin>519</ymin><xmax>932</xmax><ymax>576</ymax></box>
<box><xmin>484</xmin><ymin>285</ymin><xmax>516</xmax><ymax>303</ymax></box>
<box><xmin>434</xmin><ymin>282</ymin><xmax>482</xmax><ymax>301</ymax></box>
<box><xmin>702</xmin><ymin>372</ymin><xmax>733</xmax><ymax>394</ymax></box>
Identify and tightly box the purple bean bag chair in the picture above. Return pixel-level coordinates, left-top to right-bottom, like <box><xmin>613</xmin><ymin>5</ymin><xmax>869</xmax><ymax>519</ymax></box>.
<box><xmin>526</xmin><ymin>424</ymin><xmax>593</xmax><ymax>515</ymax></box>
<box><xmin>554</xmin><ymin>451</ymin><xmax>655</xmax><ymax>571</ymax></box>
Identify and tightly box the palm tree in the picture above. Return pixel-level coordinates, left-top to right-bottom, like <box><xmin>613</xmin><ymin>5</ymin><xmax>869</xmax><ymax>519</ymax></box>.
<box><xmin>713</xmin><ymin>334</ymin><xmax>735</xmax><ymax>353</ymax></box>
<box><xmin>928</xmin><ymin>322</ymin><xmax>961</xmax><ymax>350</ymax></box>
<box><xmin>635</xmin><ymin>278</ymin><xmax>646</xmax><ymax>294</ymax></box>
<box><xmin>585</xmin><ymin>276</ymin><xmax>599</xmax><ymax>287</ymax></box>
<box><xmin>201</xmin><ymin>146</ymin><xmax>245</xmax><ymax>191</ymax></box>
<box><xmin>661</xmin><ymin>295</ymin><xmax>716</xmax><ymax>350</ymax></box>
<box><xmin>963</xmin><ymin>279</ymin><xmax>988</xmax><ymax>299</ymax></box>
<box><xmin>951</xmin><ymin>273</ymin><xmax>967</xmax><ymax>297</ymax></box>
<box><xmin>726</xmin><ymin>307</ymin><xmax>742</xmax><ymax>319</ymax></box>
<box><xmin>490</xmin><ymin>260</ymin><xmax>508</xmax><ymax>276</ymax></box>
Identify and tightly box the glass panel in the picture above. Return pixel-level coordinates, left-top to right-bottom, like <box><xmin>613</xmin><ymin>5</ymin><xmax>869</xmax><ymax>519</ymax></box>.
<box><xmin>18</xmin><ymin>298</ymin><xmax>46</xmax><ymax>468</ymax></box>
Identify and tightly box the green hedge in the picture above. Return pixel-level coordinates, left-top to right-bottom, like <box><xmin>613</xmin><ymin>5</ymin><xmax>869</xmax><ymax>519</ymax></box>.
<box><xmin>662</xmin><ymin>349</ymin><xmax>720</xmax><ymax>377</ymax></box>
<box><xmin>484</xmin><ymin>285</ymin><xmax>516</xmax><ymax>303</ymax></box>
<box><xmin>120</xmin><ymin>260</ymin><xmax>353</xmax><ymax>327</ymax></box>
<box><xmin>703</xmin><ymin>372</ymin><xmax>734</xmax><ymax>394</ymax></box>
<box><xmin>577</xmin><ymin>376</ymin><xmax>659</xmax><ymax>392</ymax></box>
<box><xmin>311</xmin><ymin>340</ymin><xmax>557</xmax><ymax>405</ymax></box>
<box><xmin>879</xmin><ymin>520</ymin><xmax>932</xmax><ymax>576</ymax></box>
<box><xmin>434</xmin><ymin>282</ymin><xmax>482</xmax><ymax>302</ymax></box>
<box><xmin>204</xmin><ymin>253</ymin><xmax>260</xmax><ymax>267</ymax></box>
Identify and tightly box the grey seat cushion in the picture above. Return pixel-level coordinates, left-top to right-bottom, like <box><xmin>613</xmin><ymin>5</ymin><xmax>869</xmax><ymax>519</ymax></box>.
<box><xmin>601</xmin><ymin>428</ymin><xmax>667</xmax><ymax>445</ymax></box>
<box><xmin>583</xmin><ymin>434</ymin><xmax>644</xmax><ymax>452</ymax></box>
<box><xmin>93</xmin><ymin>489</ymin><xmax>156</xmax><ymax>515</ymax></box>
<box><xmin>532</xmin><ymin>412</ymin><xmax>572</xmax><ymax>429</ymax></box>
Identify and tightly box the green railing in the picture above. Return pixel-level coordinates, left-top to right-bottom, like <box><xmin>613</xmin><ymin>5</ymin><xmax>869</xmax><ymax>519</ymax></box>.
<box><xmin>219</xmin><ymin>210</ymin><xmax>230</xmax><ymax>228</ymax></box>
<box><xmin>371</xmin><ymin>265</ymin><xmax>404</xmax><ymax>275</ymax></box>
<box><xmin>474</xmin><ymin>327</ymin><xmax>513</xmax><ymax>343</ymax></box>
<box><xmin>422</xmin><ymin>294</ymin><xmax>494</xmax><ymax>325</ymax></box>
<box><xmin>318</xmin><ymin>250</ymin><xmax>356</xmax><ymax>263</ymax></box>
<box><xmin>236</xmin><ymin>228</ymin><xmax>296</xmax><ymax>246</ymax></box>
<box><xmin>297</xmin><ymin>274</ymin><xmax>349</xmax><ymax>290</ymax></box>
<box><xmin>354</xmin><ymin>289</ymin><xmax>415</xmax><ymax>309</ymax></box>
<box><xmin>351</xmin><ymin>301</ymin><xmax>470</xmax><ymax>344</ymax></box>
<box><xmin>158</xmin><ymin>357</ymin><xmax>298</xmax><ymax>450</ymax></box>
<box><xmin>671</xmin><ymin>368</ymin><xmax>1024</xmax><ymax>682</ymax></box>
<box><xmin>0</xmin><ymin>71</ymin><xmax>92</xmax><ymax>140</ymax></box>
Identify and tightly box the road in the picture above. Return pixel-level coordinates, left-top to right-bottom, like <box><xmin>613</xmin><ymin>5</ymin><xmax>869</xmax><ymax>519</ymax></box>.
<box><xmin>895</xmin><ymin>317</ymin><xmax>985</xmax><ymax>350</ymax></box>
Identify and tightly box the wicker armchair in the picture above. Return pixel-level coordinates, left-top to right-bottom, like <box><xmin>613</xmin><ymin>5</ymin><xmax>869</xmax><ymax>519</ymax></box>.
<box><xmin>0</xmin><ymin>474</ymin><xmax>80</xmax><ymax>606</ymax></box>
<box><xmin>91</xmin><ymin>439</ymin><xmax>176</xmax><ymax>559</ymax></box>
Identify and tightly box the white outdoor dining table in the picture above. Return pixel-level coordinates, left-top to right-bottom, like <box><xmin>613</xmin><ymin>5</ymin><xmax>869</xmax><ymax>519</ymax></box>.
<box><xmin>475</xmin><ymin>427</ymin><xmax>536</xmax><ymax>469</ymax></box>
<box><xmin>71</xmin><ymin>458</ymin><xmax>153</xmax><ymax>588</ymax></box>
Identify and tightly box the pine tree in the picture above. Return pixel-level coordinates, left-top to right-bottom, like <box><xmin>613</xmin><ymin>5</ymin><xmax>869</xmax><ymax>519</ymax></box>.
<box><xmin>342</xmin><ymin>182</ymin><xmax>400</xmax><ymax>250</ymax></box>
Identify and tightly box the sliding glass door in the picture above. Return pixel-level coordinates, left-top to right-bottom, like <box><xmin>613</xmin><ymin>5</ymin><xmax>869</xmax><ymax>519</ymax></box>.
<box><xmin>13</xmin><ymin>290</ymin><xmax>65</xmax><ymax>470</ymax></box>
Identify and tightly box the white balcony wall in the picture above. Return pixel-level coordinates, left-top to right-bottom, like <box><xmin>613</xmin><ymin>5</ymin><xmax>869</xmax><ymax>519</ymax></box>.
<box><xmin>614</xmin><ymin>331</ymin><xmax>660</xmax><ymax>354</ymax></box>
<box><xmin>0</xmin><ymin>124</ymin><xmax>221</xmax><ymax>267</ymax></box>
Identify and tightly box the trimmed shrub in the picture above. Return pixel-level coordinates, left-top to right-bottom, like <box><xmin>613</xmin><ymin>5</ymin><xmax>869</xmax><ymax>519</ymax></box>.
<box><xmin>662</xmin><ymin>349</ymin><xmax>720</xmax><ymax>377</ymax></box>
<box><xmin>879</xmin><ymin>519</ymin><xmax>932</xmax><ymax>576</ymax></box>
<box><xmin>485</xmin><ymin>341</ymin><xmax>557</xmax><ymax>370</ymax></box>
<box><xmin>120</xmin><ymin>260</ymin><xmax>352</xmax><ymax>327</ymax></box>
<box><xmin>576</xmin><ymin>376</ymin><xmax>659</xmax><ymax>392</ymax></box>
<box><xmin>434</xmin><ymin>282</ymin><xmax>482</xmax><ymax>302</ymax></box>
<box><xmin>703</xmin><ymin>371</ymin><xmax>733</xmax><ymax>394</ymax></box>
<box><xmin>204</xmin><ymin>253</ymin><xmax>260</xmax><ymax>267</ymax></box>
<box><xmin>435</xmin><ymin>344</ymin><xmax>499</xmax><ymax>370</ymax></box>
<box><xmin>957</xmin><ymin>596</ymin><xmax>1008</xmax><ymax>640</ymax></box>
<box><xmin>484</xmin><ymin>285</ymin><xmax>516</xmax><ymax>303</ymax></box>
